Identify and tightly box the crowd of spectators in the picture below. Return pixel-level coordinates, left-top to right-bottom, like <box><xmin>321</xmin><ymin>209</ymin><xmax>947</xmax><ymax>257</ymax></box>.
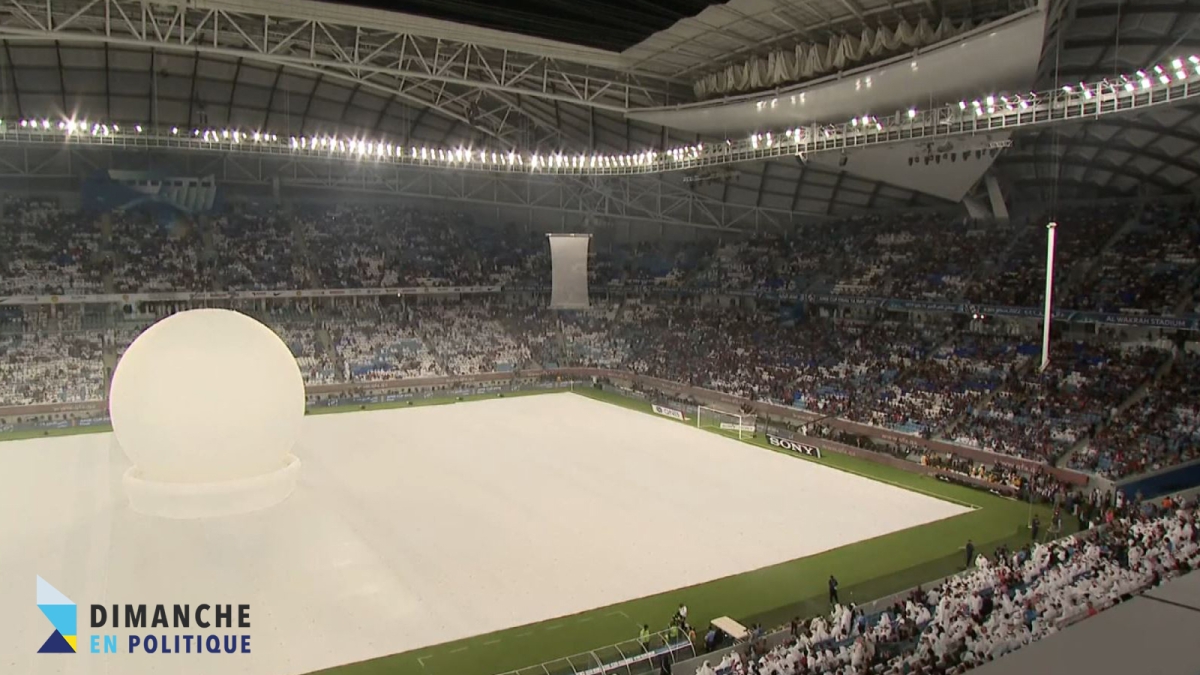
<box><xmin>950</xmin><ymin>342</ymin><xmax>1162</xmax><ymax>462</ymax></box>
<box><xmin>1069</xmin><ymin>350</ymin><xmax>1200</xmax><ymax>478</ymax></box>
<box><xmin>0</xmin><ymin>332</ymin><xmax>106</xmax><ymax>406</ymax></box>
<box><xmin>1067</xmin><ymin>202</ymin><xmax>1200</xmax><ymax>315</ymax></box>
<box><xmin>413</xmin><ymin>302</ymin><xmax>530</xmax><ymax>374</ymax></box>
<box><xmin>963</xmin><ymin>203</ymin><xmax>1136</xmax><ymax>308</ymax></box>
<box><xmin>4</xmin><ymin>198</ymin><xmax>1199</xmax><ymax>315</ymax></box>
<box><xmin>0</xmin><ymin>200</ymin><xmax>545</xmax><ymax>294</ymax></box>
<box><xmin>3</xmin><ymin>195</ymin><xmax>1200</xmax><ymax>478</ymax></box>
<box><xmin>0</xmin><ymin>199</ymin><xmax>105</xmax><ymax>295</ymax></box>
<box><xmin>2</xmin><ymin>296</ymin><xmax>1195</xmax><ymax>480</ymax></box>
<box><xmin>706</xmin><ymin>496</ymin><xmax>1197</xmax><ymax>675</ymax></box>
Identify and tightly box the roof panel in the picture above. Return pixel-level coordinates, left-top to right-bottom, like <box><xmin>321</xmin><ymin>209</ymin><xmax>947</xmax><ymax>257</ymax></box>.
<box><xmin>59</xmin><ymin>47</ymin><xmax>99</xmax><ymax>68</ymax></box>
<box><xmin>237</xmin><ymin>64</ymin><xmax>279</xmax><ymax>88</ymax></box>
<box><xmin>1158</xmin><ymin>165</ymin><xmax>1194</xmax><ymax>185</ymax></box>
<box><xmin>8</xmin><ymin>45</ymin><xmax>57</xmax><ymax>66</ymax></box>
<box><xmin>108</xmin><ymin>49</ymin><xmax>150</xmax><ymax>71</ymax></box>
<box><xmin>109</xmin><ymin>73</ymin><xmax>150</xmax><ymax>96</ymax></box>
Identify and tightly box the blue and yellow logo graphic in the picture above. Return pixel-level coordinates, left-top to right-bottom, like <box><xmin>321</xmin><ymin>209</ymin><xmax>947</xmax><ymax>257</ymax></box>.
<box><xmin>36</xmin><ymin>576</ymin><xmax>76</xmax><ymax>653</ymax></box>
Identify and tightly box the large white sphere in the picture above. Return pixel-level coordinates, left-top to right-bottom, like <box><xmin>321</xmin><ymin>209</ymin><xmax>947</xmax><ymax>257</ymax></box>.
<box><xmin>109</xmin><ymin>309</ymin><xmax>305</xmax><ymax>484</ymax></box>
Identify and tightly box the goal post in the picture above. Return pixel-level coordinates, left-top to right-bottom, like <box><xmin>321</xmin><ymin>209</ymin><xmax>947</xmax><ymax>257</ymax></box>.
<box><xmin>697</xmin><ymin>406</ymin><xmax>756</xmax><ymax>440</ymax></box>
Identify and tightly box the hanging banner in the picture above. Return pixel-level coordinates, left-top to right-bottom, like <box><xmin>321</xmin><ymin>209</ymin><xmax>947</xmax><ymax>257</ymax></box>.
<box><xmin>547</xmin><ymin>234</ymin><xmax>591</xmax><ymax>310</ymax></box>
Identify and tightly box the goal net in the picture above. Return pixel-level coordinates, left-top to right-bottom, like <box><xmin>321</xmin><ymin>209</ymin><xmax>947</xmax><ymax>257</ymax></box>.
<box><xmin>697</xmin><ymin>406</ymin><xmax>756</xmax><ymax>439</ymax></box>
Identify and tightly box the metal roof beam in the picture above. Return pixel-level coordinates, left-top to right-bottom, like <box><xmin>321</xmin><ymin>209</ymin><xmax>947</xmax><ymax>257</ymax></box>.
<box><xmin>261</xmin><ymin>65</ymin><xmax>285</xmax><ymax>132</ymax></box>
<box><xmin>1</xmin><ymin>42</ymin><xmax>21</xmax><ymax>120</ymax></box>
<box><xmin>790</xmin><ymin>157</ymin><xmax>806</xmax><ymax>211</ymax></box>
<box><xmin>0</xmin><ymin>0</ymin><xmax>686</xmax><ymax>111</ymax></box>
<box><xmin>827</xmin><ymin>171</ymin><xmax>845</xmax><ymax>215</ymax></box>
<box><xmin>836</xmin><ymin>0</ymin><xmax>867</xmax><ymax>20</ymax></box>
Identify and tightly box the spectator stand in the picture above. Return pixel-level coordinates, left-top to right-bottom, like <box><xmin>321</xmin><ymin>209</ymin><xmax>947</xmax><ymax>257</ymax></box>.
<box><xmin>674</xmin><ymin>494</ymin><xmax>1196</xmax><ymax>675</ymax></box>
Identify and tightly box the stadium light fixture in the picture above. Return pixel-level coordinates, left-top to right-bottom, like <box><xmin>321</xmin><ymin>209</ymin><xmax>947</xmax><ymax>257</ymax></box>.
<box><xmin>3</xmin><ymin>56</ymin><xmax>1192</xmax><ymax>177</ymax></box>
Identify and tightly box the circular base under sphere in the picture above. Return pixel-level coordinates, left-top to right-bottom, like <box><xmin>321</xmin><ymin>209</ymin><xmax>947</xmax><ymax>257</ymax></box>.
<box><xmin>122</xmin><ymin>454</ymin><xmax>301</xmax><ymax>519</ymax></box>
<box><xmin>109</xmin><ymin>309</ymin><xmax>305</xmax><ymax>515</ymax></box>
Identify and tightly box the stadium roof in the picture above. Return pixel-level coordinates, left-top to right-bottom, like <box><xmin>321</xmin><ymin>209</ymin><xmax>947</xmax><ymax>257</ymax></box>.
<box><xmin>621</xmin><ymin>0</ymin><xmax>1014</xmax><ymax>80</ymax></box>
<box><xmin>998</xmin><ymin>0</ymin><xmax>1200</xmax><ymax>201</ymax></box>
<box><xmin>0</xmin><ymin>0</ymin><xmax>1196</xmax><ymax>226</ymax></box>
<box><xmin>343</xmin><ymin>0</ymin><xmax>721</xmax><ymax>52</ymax></box>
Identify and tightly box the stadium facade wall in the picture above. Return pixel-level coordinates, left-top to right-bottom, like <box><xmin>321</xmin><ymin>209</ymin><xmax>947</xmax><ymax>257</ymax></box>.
<box><xmin>1116</xmin><ymin>457</ymin><xmax>1200</xmax><ymax>500</ymax></box>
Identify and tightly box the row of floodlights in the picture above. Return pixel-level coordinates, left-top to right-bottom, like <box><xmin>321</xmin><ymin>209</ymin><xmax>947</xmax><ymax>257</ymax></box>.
<box><xmin>749</xmin><ymin>117</ymin><xmax>881</xmax><ymax>149</ymax></box>
<box><xmin>753</xmin><ymin>56</ymin><xmax>1200</xmax><ymax>146</ymax></box>
<box><xmin>1062</xmin><ymin>57</ymin><xmax>1200</xmax><ymax>98</ymax></box>
<box><xmin>7</xmin><ymin>116</ymin><xmax>694</xmax><ymax>169</ymax></box>
<box><xmin>14</xmin><ymin>118</ymin><xmax>283</xmax><ymax>144</ymax></box>
<box><xmin>4</xmin><ymin>56</ymin><xmax>1196</xmax><ymax>170</ymax></box>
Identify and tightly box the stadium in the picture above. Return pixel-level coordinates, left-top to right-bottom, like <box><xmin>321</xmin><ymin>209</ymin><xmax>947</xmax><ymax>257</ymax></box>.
<box><xmin>0</xmin><ymin>0</ymin><xmax>1199</xmax><ymax>673</ymax></box>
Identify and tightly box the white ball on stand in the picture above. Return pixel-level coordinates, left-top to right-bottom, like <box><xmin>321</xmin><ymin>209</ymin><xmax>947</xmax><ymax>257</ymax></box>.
<box><xmin>109</xmin><ymin>308</ymin><xmax>304</xmax><ymax>518</ymax></box>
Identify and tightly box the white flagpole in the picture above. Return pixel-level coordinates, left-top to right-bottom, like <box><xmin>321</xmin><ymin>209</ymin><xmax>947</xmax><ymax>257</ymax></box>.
<box><xmin>1041</xmin><ymin>221</ymin><xmax>1058</xmax><ymax>372</ymax></box>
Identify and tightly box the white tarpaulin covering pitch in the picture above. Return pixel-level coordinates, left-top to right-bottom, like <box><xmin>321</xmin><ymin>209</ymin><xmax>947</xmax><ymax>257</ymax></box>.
<box><xmin>0</xmin><ymin>394</ymin><xmax>967</xmax><ymax>675</ymax></box>
<box><xmin>547</xmin><ymin>234</ymin><xmax>590</xmax><ymax>309</ymax></box>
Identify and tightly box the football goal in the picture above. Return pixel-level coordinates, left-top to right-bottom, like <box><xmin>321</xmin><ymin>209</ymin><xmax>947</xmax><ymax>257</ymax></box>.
<box><xmin>697</xmin><ymin>406</ymin><xmax>756</xmax><ymax>440</ymax></box>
